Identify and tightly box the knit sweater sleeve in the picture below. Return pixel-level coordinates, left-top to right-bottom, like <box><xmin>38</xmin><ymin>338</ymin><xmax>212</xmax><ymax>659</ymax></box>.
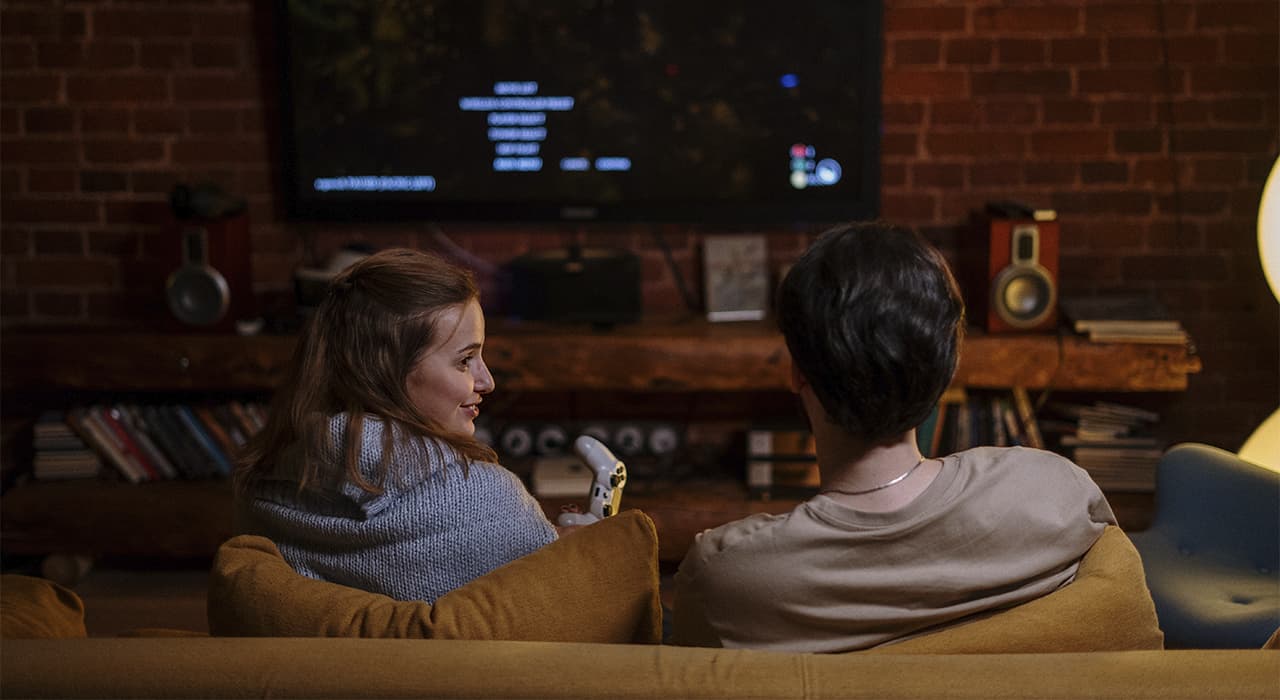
<box><xmin>237</xmin><ymin>415</ymin><xmax>557</xmax><ymax>603</ymax></box>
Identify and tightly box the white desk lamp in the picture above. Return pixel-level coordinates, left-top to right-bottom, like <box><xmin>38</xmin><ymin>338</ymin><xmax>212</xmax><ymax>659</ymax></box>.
<box><xmin>1238</xmin><ymin>155</ymin><xmax>1280</xmax><ymax>470</ymax></box>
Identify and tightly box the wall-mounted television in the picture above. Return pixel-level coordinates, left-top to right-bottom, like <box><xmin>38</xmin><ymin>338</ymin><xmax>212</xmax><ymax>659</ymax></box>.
<box><xmin>276</xmin><ymin>1</ymin><xmax>882</xmax><ymax>224</ymax></box>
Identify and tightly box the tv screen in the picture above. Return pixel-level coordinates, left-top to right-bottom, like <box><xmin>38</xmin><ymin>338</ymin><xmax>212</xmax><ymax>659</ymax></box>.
<box><xmin>276</xmin><ymin>1</ymin><xmax>882</xmax><ymax>224</ymax></box>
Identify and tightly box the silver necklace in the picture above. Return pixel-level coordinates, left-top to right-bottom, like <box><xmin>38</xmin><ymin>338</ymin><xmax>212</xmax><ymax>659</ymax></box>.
<box><xmin>820</xmin><ymin>456</ymin><xmax>928</xmax><ymax>497</ymax></box>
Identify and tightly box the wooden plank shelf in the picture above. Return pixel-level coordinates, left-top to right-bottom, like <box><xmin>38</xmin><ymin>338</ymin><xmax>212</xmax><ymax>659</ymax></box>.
<box><xmin>1</xmin><ymin>319</ymin><xmax>1200</xmax><ymax>393</ymax></box>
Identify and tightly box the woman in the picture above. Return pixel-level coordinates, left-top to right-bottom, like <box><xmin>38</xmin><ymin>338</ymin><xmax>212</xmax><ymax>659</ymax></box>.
<box><xmin>235</xmin><ymin>248</ymin><xmax>557</xmax><ymax>603</ymax></box>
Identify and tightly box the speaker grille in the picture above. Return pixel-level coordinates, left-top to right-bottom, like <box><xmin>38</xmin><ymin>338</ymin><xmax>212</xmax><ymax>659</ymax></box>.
<box><xmin>166</xmin><ymin>266</ymin><xmax>230</xmax><ymax>326</ymax></box>
<box><xmin>992</xmin><ymin>264</ymin><xmax>1056</xmax><ymax>329</ymax></box>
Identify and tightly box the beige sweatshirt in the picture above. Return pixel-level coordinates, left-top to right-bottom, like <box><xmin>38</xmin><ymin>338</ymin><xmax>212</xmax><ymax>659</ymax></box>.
<box><xmin>672</xmin><ymin>446</ymin><xmax>1116</xmax><ymax>652</ymax></box>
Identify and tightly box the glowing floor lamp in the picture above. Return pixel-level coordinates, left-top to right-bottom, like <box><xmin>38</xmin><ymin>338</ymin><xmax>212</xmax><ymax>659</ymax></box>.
<box><xmin>1239</xmin><ymin>155</ymin><xmax>1280</xmax><ymax>471</ymax></box>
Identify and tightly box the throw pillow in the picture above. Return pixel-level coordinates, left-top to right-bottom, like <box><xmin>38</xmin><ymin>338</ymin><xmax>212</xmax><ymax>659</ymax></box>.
<box><xmin>864</xmin><ymin>525</ymin><xmax>1164</xmax><ymax>654</ymax></box>
<box><xmin>208</xmin><ymin>509</ymin><xmax>661</xmax><ymax>643</ymax></box>
<box><xmin>0</xmin><ymin>574</ymin><xmax>88</xmax><ymax>639</ymax></box>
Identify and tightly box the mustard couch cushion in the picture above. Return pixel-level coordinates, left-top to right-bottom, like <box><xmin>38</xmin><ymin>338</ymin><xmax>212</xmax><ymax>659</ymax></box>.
<box><xmin>866</xmin><ymin>525</ymin><xmax>1164</xmax><ymax>654</ymax></box>
<box><xmin>0</xmin><ymin>574</ymin><xmax>88</xmax><ymax>639</ymax></box>
<box><xmin>208</xmin><ymin>509</ymin><xmax>661</xmax><ymax>644</ymax></box>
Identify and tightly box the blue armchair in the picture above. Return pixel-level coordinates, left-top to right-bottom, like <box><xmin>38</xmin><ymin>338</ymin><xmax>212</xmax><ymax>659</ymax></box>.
<box><xmin>1128</xmin><ymin>443</ymin><xmax>1280</xmax><ymax>648</ymax></box>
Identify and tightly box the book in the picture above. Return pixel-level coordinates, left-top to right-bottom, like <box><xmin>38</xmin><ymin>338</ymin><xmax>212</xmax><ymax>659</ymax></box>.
<box><xmin>173</xmin><ymin>404</ymin><xmax>234</xmax><ymax>476</ymax></box>
<box><xmin>1059</xmin><ymin>293</ymin><xmax>1187</xmax><ymax>344</ymax></box>
<box><xmin>31</xmin><ymin>411</ymin><xmax>101</xmax><ymax>480</ymax></box>
<box><xmin>68</xmin><ymin>407</ymin><xmax>145</xmax><ymax>483</ymax></box>
<box><xmin>1010</xmin><ymin>387</ymin><xmax>1045</xmax><ymax>449</ymax></box>
<box><xmin>115</xmin><ymin>404</ymin><xmax>179</xmax><ymax>480</ymax></box>
<box><xmin>96</xmin><ymin>406</ymin><xmax>161</xmax><ymax>480</ymax></box>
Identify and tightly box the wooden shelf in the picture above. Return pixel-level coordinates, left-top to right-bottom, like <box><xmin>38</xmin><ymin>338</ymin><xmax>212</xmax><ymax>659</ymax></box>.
<box><xmin>1</xmin><ymin>319</ymin><xmax>1200</xmax><ymax>393</ymax></box>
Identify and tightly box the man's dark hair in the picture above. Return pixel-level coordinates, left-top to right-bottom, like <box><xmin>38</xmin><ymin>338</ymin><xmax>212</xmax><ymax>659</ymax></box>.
<box><xmin>775</xmin><ymin>221</ymin><xmax>966</xmax><ymax>444</ymax></box>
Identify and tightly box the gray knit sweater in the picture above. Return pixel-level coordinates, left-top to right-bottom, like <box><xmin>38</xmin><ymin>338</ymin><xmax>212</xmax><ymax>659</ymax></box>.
<box><xmin>235</xmin><ymin>414</ymin><xmax>557</xmax><ymax>603</ymax></box>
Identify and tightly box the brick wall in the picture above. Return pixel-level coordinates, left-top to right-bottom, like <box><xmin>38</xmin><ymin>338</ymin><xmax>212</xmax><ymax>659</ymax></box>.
<box><xmin>2</xmin><ymin>1</ymin><xmax>1277</xmax><ymax>453</ymax></box>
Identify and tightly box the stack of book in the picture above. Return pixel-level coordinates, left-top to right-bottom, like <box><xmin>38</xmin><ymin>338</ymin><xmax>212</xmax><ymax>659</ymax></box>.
<box><xmin>917</xmin><ymin>386</ymin><xmax>1047</xmax><ymax>456</ymax></box>
<box><xmin>65</xmin><ymin>401</ymin><xmax>266</xmax><ymax>482</ymax></box>
<box><xmin>32</xmin><ymin>410</ymin><xmax>101</xmax><ymax>480</ymax></box>
<box><xmin>1048</xmin><ymin>401</ymin><xmax>1163</xmax><ymax>492</ymax></box>
<box><xmin>1059</xmin><ymin>294</ymin><xmax>1188</xmax><ymax>345</ymax></box>
<box><xmin>746</xmin><ymin>422</ymin><xmax>818</xmax><ymax>500</ymax></box>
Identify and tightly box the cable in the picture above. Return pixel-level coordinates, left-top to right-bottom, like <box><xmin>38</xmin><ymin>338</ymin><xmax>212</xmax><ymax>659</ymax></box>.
<box><xmin>650</xmin><ymin>226</ymin><xmax>699</xmax><ymax>314</ymax></box>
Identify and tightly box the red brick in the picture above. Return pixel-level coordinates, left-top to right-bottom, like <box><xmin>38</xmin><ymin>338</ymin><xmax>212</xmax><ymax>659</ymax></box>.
<box><xmin>1115</xmin><ymin>129</ymin><xmax>1165</xmax><ymax>154</ymax></box>
<box><xmin>1</xmin><ymin>41</ymin><xmax>34</xmax><ymax>69</ymax></box>
<box><xmin>1079</xmin><ymin>68</ymin><xmax>1181</xmax><ymax>95</ymax></box>
<box><xmin>80</xmin><ymin>171</ymin><xmax>129</xmax><ymax>193</ymax></box>
<box><xmin>881</xmin><ymin>132</ymin><xmax>920</xmax><ymax>158</ymax></box>
<box><xmin>0</xmin><ymin>167</ymin><xmax>20</xmax><ymax>193</ymax></box>
<box><xmin>83</xmin><ymin>139</ymin><xmax>165</xmax><ymax>164</ymax></box>
<box><xmin>1024</xmin><ymin>162</ymin><xmax>1078</xmax><ymax>185</ymax></box>
<box><xmin>27</xmin><ymin>169</ymin><xmax>78</xmax><ymax>193</ymax></box>
<box><xmin>189</xmin><ymin>109</ymin><xmax>241</xmax><ymax>134</ymax></box>
<box><xmin>885</xmin><ymin>7</ymin><xmax>967</xmax><ymax>34</ymax></box>
<box><xmin>31</xmin><ymin>291</ymin><xmax>83</xmax><ymax>317</ymax></box>
<box><xmin>80</xmin><ymin>108</ymin><xmax>131</xmax><ymax>133</ymax></box>
<box><xmin>1099</xmin><ymin>100</ymin><xmax>1154</xmax><ymax>125</ymax></box>
<box><xmin>912</xmin><ymin>163</ymin><xmax>965</xmax><ymax>188</ymax></box>
<box><xmin>1106</xmin><ymin>37</ymin><xmax>1162</xmax><ymax>65</ymax></box>
<box><xmin>1</xmin><ymin>229</ymin><xmax>30</xmax><ymax>256</ymax></box>
<box><xmin>1158</xmin><ymin>190</ymin><xmax>1231</xmax><ymax>216</ymax></box>
<box><xmin>104</xmin><ymin>200</ymin><xmax>171</xmax><ymax>226</ymax></box>
<box><xmin>1122</xmin><ymin>254</ymin><xmax>1229</xmax><ymax>282</ymax></box>
<box><xmin>969</xmin><ymin>161</ymin><xmax>1025</xmax><ymax>187</ymax></box>
<box><xmin>880</xmin><ymin>163</ymin><xmax>907</xmax><ymax>188</ymax></box>
<box><xmin>171</xmin><ymin>138</ymin><xmax>268</xmax><ymax>164</ymax></box>
<box><xmin>1085</xmin><ymin>5</ymin><xmax>1167</xmax><ymax>33</ymax></box>
<box><xmin>1190</xmin><ymin>66</ymin><xmax>1278</xmax><ymax>94</ymax></box>
<box><xmin>881</xmin><ymin>192</ymin><xmax>937</xmax><ymax>223</ymax></box>
<box><xmin>944</xmin><ymin>38</ymin><xmax>993</xmax><ymax>65</ymax></box>
<box><xmin>1192</xmin><ymin>158</ymin><xmax>1245</xmax><ymax>185</ymax></box>
<box><xmin>1176</xmin><ymin>128</ymin><xmax>1275</xmax><ymax>154</ymax></box>
<box><xmin>1080</xmin><ymin>220</ymin><xmax>1147</xmax><ymax>249</ymax></box>
<box><xmin>24</xmin><ymin>107</ymin><xmax>75</xmax><ymax>133</ymax></box>
<box><xmin>1</xmin><ymin>292</ymin><xmax>31</xmax><ymax>319</ymax></box>
<box><xmin>130</xmin><ymin>171</ymin><xmax>180</xmax><ymax>194</ymax></box>
<box><xmin>883</xmin><ymin>69</ymin><xmax>969</xmax><ymax>99</ymax></box>
<box><xmin>931</xmin><ymin>100</ymin><xmax>980</xmax><ymax>126</ymax></box>
<box><xmin>172</xmin><ymin>75</ymin><xmax>260</xmax><ymax>102</ymax></box>
<box><xmin>971</xmin><ymin>69</ymin><xmax>1071</xmax><ymax>96</ymax></box>
<box><xmin>14</xmin><ymin>258</ymin><xmax>115</xmax><ymax>287</ymax></box>
<box><xmin>32</xmin><ymin>230</ymin><xmax>84</xmax><ymax>255</ymax></box>
<box><xmin>1081</xmin><ymin>161</ymin><xmax>1130</xmax><ymax>184</ymax></box>
<box><xmin>1059</xmin><ymin>255</ymin><xmax>1124</xmax><ymax>284</ymax></box>
<box><xmin>35</xmin><ymin>42</ymin><xmax>85</xmax><ymax>69</ymax></box>
<box><xmin>1043</xmin><ymin>99</ymin><xmax>1096</xmax><ymax>125</ymax></box>
<box><xmin>1167</xmin><ymin>36</ymin><xmax>1222</xmax><ymax>64</ymax></box>
<box><xmin>1132</xmin><ymin>158</ymin><xmax>1187</xmax><ymax>186</ymax></box>
<box><xmin>892</xmin><ymin>39</ymin><xmax>941</xmax><ymax>66</ymax></box>
<box><xmin>1</xmin><ymin>9</ymin><xmax>85</xmax><ymax>38</ymax></box>
<box><xmin>88</xmin><ymin>230</ymin><xmax>141</xmax><ymax>256</ymax></box>
<box><xmin>1031</xmin><ymin>130</ymin><xmax>1111</xmax><ymax>157</ymax></box>
<box><xmin>190</xmin><ymin>41</ymin><xmax>243</xmax><ymax>69</ymax></box>
<box><xmin>1170</xmin><ymin>100</ymin><xmax>1212</xmax><ymax>125</ymax></box>
<box><xmin>1208</xmin><ymin>98</ymin><xmax>1266</xmax><ymax>124</ymax></box>
<box><xmin>984</xmin><ymin>99</ymin><xmax>1038</xmax><ymax>126</ymax></box>
<box><xmin>140</xmin><ymin>42</ymin><xmax>187</xmax><ymax>70</ymax></box>
<box><xmin>3</xmin><ymin>138</ymin><xmax>80</xmax><ymax>163</ymax></box>
<box><xmin>95</xmin><ymin>9</ymin><xmax>193</xmax><ymax>37</ymax></box>
<box><xmin>882</xmin><ymin>101</ymin><xmax>926</xmax><ymax>127</ymax></box>
<box><xmin>974</xmin><ymin>6</ymin><xmax>1080</xmax><ymax>33</ymax></box>
<box><xmin>1050</xmin><ymin>38</ymin><xmax>1102</xmax><ymax>64</ymax></box>
<box><xmin>2</xmin><ymin>197</ymin><xmax>99</xmax><ymax>223</ymax></box>
<box><xmin>996</xmin><ymin>39</ymin><xmax>1046</xmax><ymax>65</ymax></box>
<box><xmin>67</xmin><ymin>75</ymin><xmax>168</xmax><ymax>102</ymax></box>
<box><xmin>1</xmin><ymin>74</ymin><xmax>62</xmax><ymax>102</ymax></box>
<box><xmin>1224</xmin><ymin>34</ymin><xmax>1278</xmax><ymax>64</ymax></box>
<box><xmin>1196</xmin><ymin>2</ymin><xmax>1279</xmax><ymax>29</ymax></box>
<box><xmin>191</xmin><ymin>8</ymin><xmax>254</xmax><ymax>38</ymax></box>
<box><xmin>927</xmin><ymin>131</ymin><xmax>1027</xmax><ymax>159</ymax></box>
<box><xmin>1052</xmin><ymin>190</ymin><xmax>1154</xmax><ymax>216</ymax></box>
<box><xmin>134</xmin><ymin>108</ymin><xmax>186</xmax><ymax>135</ymax></box>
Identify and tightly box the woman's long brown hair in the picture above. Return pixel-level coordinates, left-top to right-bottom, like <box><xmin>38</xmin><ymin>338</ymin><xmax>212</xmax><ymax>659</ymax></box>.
<box><xmin>236</xmin><ymin>248</ymin><xmax>498</xmax><ymax>495</ymax></box>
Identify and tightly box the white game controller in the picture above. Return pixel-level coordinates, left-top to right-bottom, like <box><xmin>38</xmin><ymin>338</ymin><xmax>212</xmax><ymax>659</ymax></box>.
<box><xmin>556</xmin><ymin>435</ymin><xmax>627</xmax><ymax>527</ymax></box>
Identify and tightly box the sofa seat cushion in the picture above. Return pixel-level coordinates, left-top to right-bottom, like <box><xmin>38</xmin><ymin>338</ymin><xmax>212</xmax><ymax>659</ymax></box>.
<box><xmin>0</xmin><ymin>574</ymin><xmax>88</xmax><ymax>639</ymax></box>
<box><xmin>208</xmin><ymin>509</ymin><xmax>661</xmax><ymax>643</ymax></box>
<box><xmin>866</xmin><ymin>525</ymin><xmax>1164</xmax><ymax>653</ymax></box>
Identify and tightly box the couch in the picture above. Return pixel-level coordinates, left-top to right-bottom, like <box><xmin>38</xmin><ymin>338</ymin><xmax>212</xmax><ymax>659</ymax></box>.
<box><xmin>3</xmin><ymin>511</ymin><xmax>1278</xmax><ymax>699</ymax></box>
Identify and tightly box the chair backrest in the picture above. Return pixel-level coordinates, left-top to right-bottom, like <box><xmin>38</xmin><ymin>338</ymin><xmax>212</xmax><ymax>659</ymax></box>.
<box><xmin>1149</xmin><ymin>442</ymin><xmax>1280</xmax><ymax>570</ymax></box>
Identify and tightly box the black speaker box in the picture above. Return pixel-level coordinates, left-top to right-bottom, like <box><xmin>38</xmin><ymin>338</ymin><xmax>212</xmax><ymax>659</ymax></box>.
<box><xmin>505</xmin><ymin>247</ymin><xmax>641</xmax><ymax>325</ymax></box>
<box><xmin>962</xmin><ymin>213</ymin><xmax>1059</xmax><ymax>333</ymax></box>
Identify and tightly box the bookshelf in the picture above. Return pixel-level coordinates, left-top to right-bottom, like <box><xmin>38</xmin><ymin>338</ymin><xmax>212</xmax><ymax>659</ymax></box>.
<box><xmin>1</xmin><ymin>320</ymin><xmax>1201</xmax><ymax>565</ymax></box>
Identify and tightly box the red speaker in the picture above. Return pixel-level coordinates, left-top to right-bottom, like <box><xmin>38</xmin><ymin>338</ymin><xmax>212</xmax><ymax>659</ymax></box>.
<box><xmin>963</xmin><ymin>215</ymin><xmax>1059</xmax><ymax>333</ymax></box>
<box><xmin>162</xmin><ymin>213</ymin><xmax>255</xmax><ymax>332</ymax></box>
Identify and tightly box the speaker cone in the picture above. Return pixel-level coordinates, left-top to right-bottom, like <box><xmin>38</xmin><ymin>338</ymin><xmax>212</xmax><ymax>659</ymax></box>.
<box><xmin>991</xmin><ymin>264</ymin><xmax>1056</xmax><ymax>329</ymax></box>
<box><xmin>166</xmin><ymin>265</ymin><xmax>231</xmax><ymax>326</ymax></box>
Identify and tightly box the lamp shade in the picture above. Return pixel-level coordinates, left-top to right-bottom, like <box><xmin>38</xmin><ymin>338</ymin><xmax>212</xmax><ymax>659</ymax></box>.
<box><xmin>1260</xmin><ymin>155</ymin><xmax>1280</xmax><ymax>303</ymax></box>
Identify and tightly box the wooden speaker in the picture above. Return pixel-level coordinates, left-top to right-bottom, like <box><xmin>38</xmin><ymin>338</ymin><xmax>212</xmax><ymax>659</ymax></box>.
<box><xmin>964</xmin><ymin>216</ymin><xmax>1059</xmax><ymax>333</ymax></box>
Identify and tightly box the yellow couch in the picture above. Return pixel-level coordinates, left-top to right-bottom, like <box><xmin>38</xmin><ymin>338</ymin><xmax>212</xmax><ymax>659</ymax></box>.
<box><xmin>3</xmin><ymin>512</ymin><xmax>1278</xmax><ymax>699</ymax></box>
